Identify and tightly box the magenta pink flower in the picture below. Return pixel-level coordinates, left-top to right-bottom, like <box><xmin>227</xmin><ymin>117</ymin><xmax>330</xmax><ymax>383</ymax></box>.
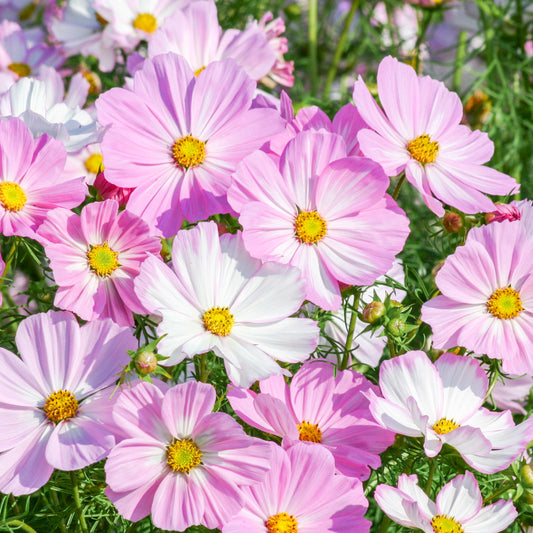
<box><xmin>96</xmin><ymin>53</ymin><xmax>283</xmax><ymax>237</ymax></box>
<box><xmin>229</xmin><ymin>129</ymin><xmax>410</xmax><ymax>310</ymax></box>
<box><xmin>0</xmin><ymin>310</ymin><xmax>135</xmax><ymax>495</ymax></box>
<box><xmin>223</xmin><ymin>443</ymin><xmax>370</xmax><ymax>533</ymax></box>
<box><xmin>105</xmin><ymin>380</ymin><xmax>272</xmax><ymax>530</ymax></box>
<box><xmin>352</xmin><ymin>55</ymin><xmax>518</xmax><ymax>216</ymax></box>
<box><xmin>38</xmin><ymin>199</ymin><xmax>161</xmax><ymax>326</ymax></box>
<box><xmin>228</xmin><ymin>360</ymin><xmax>395</xmax><ymax>480</ymax></box>
<box><xmin>0</xmin><ymin>117</ymin><xmax>86</xmax><ymax>240</ymax></box>
<box><xmin>421</xmin><ymin>220</ymin><xmax>533</xmax><ymax>374</ymax></box>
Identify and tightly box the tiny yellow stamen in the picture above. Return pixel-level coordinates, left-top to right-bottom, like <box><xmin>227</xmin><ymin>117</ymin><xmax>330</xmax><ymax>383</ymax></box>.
<box><xmin>487</xmin><ymin>287</ymin><xmax>523</xmax><ymax>320</ymax></box>
<box><xmin>194</xmin><ymin>66</ymin><xmax>206</xmax><ymax>76</ymax></box>
<box><xmin>203</xmin><ymin>307</ymin><xmax>234</xmax><ymax>336</ymax></box>
<box><xmin>84</xmin><ymin>153</ymin><xmax>104</xmax><ymax>174</ymax></box>
<box><xmin>294</xmin><ymin>211</ymin><xmax>327</xmax><ymax>244</ymax></box>
<box><xmin>7</xmin><ymin>62</ymin><xmax>31</xmax><ymax>77</ymax></box>
<box><xmin>87</xmin><ymin>242</ymin><xmax>120</xmax><ymax>277</ymax></box>
<box><xmin>44</xmin><ymin>390</ymin><xmax>79</xmax><ymax>423</ymax></box>
<box><xmin>0</xmin><ymin>182</ymin><xmax>27</xmax><ymax>211</ymax></box>
<box><xmin>266</xmin><ymin>512</ymin><xmax>298</xmax><ymax>533</ymax></box>
<box><xmin>297</xmin><ymin>420</ymin><xmax>322</xmax><ymax>443</ymax></box>
<box><xmin>133</xmin><ymin>13</ymin><xmax>157</xmax><ymax>33</ymax></box>
<box><xmin>166</xmin><ymin>439</ymin><xmax>202</xmax><ymax>473</ymax></box>
<box><xmin>432</xmin><ymin>418</ymin><xmax>460</xmax><ymax>435</ymax></box>
<box><xmin>407</xmin><ymin>134</ymin><xmax>439</xmax><ymax>164</ymax></box>
<box><xmin>431</xmin><ymin>514</ymin><xmax>464</xmax><ymax>533</ymax></box>
<box><xmin>172</xmin><ymin>135</ymin><xmax>206</xmax><ymax>169</ymax></box>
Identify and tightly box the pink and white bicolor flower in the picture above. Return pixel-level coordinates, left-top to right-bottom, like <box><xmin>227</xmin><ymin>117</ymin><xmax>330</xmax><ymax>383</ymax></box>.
<box><xmin>375</xmin><ymin>471</ymin><xmax>517</xmax><ymax>533</ymax></box>
<box><xmin>367</xmin><ymin>350</ymin><xmax>533</xmax><ymax>474</ymax></box>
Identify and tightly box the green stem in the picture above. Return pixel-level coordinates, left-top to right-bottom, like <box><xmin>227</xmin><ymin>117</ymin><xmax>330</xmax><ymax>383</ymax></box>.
<box><xmin>197</xmin><ymin>352</ymin><xmax>209</xmax><ymax>383</ymax></box>
<box><xmin>413</xmin><ymin>9</ymin><xmax>434</xmax><ymax>73</ymax></box>
<box><xmin>0</xmin><ymin>237</ymin><xmax>19</xmax><ymax>290</ymax></box>
<box><xmin>424</xmin><ymin>458</ymin><xmax>436</xmax><ymax>496</ymax></box>
<box><xmin>483</xmin><ymin>482</ymin><xmax>516</xmax><ymax>504</ymax></box>
<box><xmin>322</xmin><ymin>0</ymin><xmax>360</xmax><ymax>98</ymax></box>
<box><xmin>377</xmin><ymin>516</ymin><xmax>391</xmax><ymax>533</ymax></box>
<box><xmin>387</xmin><ymin>338</ymin><xmax>397</xmax><ymax>358</ymax></box>
<box><xmin>2</xmin><ymin>521</ymin><xmax>38</xmax><ymax>533</ymax></box>
<box><xmin>453</xmin><ymin>31</ymin><xmax>468</xmax><ymax>93</ymax></box>
<box><xmin>70</xmin><ymin>471</ymin><xmax>89</xmax><ymax>533</ymax></box>
<box><xmin>308</xmin><ymin>0</ymin><xmax>318</xmax><ymax>97</ymax></box>
<box><xmin>391</xmin><ymin>174</ymin><xmax>406</xmax><ymax>201</ymax></box>
<box><xmin>49</xmin><ymin>490</ymin><xmax>67</xmax><ymax>533</ymax></box>
<box><xmin>340</xmin><ymin>291</ymin><xmax>360</xmax><ymax>370</ymax></box>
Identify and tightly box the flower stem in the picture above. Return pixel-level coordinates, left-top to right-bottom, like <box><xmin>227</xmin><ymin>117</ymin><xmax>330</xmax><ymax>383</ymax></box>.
<box><xmin>424</xmin><ymin>458</ymin><xmax>436</xmax><ymax>495</ymax></box>
<box><xmin>308</xmin><ymin>0</ymin><xmax>318</xmax><ymax>97</ymax></box>
<box><xmin>323</xmin><ymin>0</ymin><xmax>360</xmax><ymax>99</ymax></box>
<box><xmin>391</xmin><ymin>173</ymin><xmax>406</xmax><ymax>201</ymax></box>
<box><xmin>0</xmin><ymin>237</ymin><xmax>19</xmax><ymax>291</ymax></box>
<box><xmin>3</xmin><ymin>521</ymin><xmax>38</xmax><ymax>533</ymax></box>
<box><xmin>377</xmin><ymin>516</ymin><xmax>391</xmax><ymax>533</ymax></box>
<box><xmin>340</xmin><ymin>291</ymin><xmax>360</xmax><ymax>370</ymax></box>
<box><xmin>453</xmin><ymin>31</ymin><xmax>468</xmax><ymax>93</ymax></box>
<box><xmin>483</xmin><ymin>482</ymin><xmax>516</xmax><ymax>504</ymax></box>
<box><xmin>70</xmin><ymin>471</ymin><xmax>89</xmax><ymax>533</ymax></box>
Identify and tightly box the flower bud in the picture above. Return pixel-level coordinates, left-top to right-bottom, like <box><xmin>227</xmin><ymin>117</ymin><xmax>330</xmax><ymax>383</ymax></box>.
<box><xmin>442</xmin><ymin>212</ymin><xmax>462</xmax><ymax>233</ymax></box>
<box><xmin>362</xmin><ymin>301</ymin><xmax>386</xmax><ymax>323</ymax></box>
<box><xmin>134</xmin><ymin>350</ymin><xmax>158</xmax><ymax>375</ymax></box>
<box><xmin>386</xmin><ymin>317</ymin><xmax>406</xmax><ymax>337</ymax></box>
<box><xmin>521</xmin><ymin>464</ymin><xmax>533</xmax><ymax>488</ymax></box>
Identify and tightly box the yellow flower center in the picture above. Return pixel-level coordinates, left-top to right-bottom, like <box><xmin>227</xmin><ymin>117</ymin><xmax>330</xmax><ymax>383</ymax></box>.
<box><xmin>83</xmin><ymin>71</ymin><xmax>100</xmax><ymax>95</ymax></box>
<box><xmin>486</xmin><ymin>287</ymin><xmax>524</xmax><ymax>320</ymax></box>
<box><xmin>95</xmin><ymin>12</ymin><xmax>108</xmax><ymax>27</ymax></box>
<box><xmin>194</xmin><ymin>66</ymin><xmax>206</xmax><ymax>76</ymax></box>
<box><xmin>294</xmin><ymin>210</ymin><xmax>327</xmax><ymax>244</ymax></box>
<box><xmin>0</xmin><ymin>182</ymin><xmax>27</xmax><ymax>211</ymax></box>
<box><xmin>297</xmin><ymin>420</ymin><xmax>322</xmax><ymax>443</ymax></box>
<box><xmin>432</xmin><ymin>418</ymin><xmax>460</xmax><ymax>435</ymax></box>
<box><xmin>7</xmin><ymin>62</ymin><xmax>31</xmax><ymax>77</ymax></box>
<box><xmin>87</xmin><ymin>242</ymin><xmax>120</xmax><ymax>277</ymax></box>
<box><xmin>407</xmin><ymin>134</ymin><xmax>439</xmax><ymax>164</ymax></box>
<box><xmin>84</xmin><ymin>153</ymin><xmax>104</xmax><ymax>174</ymax></box>
<box><xmin>431</xmin><ymin>515</ymin><xmax>464</xmax><ymax>533</ymax></box>
<box><xmin>172</xmin><ymin>135</ymin><xmax>206</xmax><ymax>169</ymax></box>
<box><xmin>266</xmin><ymin>512</ymin><xmax>298</xmax><ymax>533</ymax></box>
<box><xmin>203</xmin><ymin>307</ymin><xmax>234</xmax><ymax>336</ymax></box>
<box><xmin>133</xmin><ymin>13</ymin><xmax>157</xmax><ymax>33</ymax></box>
<box><xmin>166</xmin><ymin>439</ymin><xmax>202</xmax><ymax>473</ymax></box>
<box><xmin>44</xmin><ymin>390</ymin><xmax>79</xmax><ymax>423</ymax></box>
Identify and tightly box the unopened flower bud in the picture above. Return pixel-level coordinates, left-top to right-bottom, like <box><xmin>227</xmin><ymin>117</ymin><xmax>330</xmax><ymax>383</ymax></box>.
<box><xmin>442</xmin><ymin>212</ymin><xmax>462</xmax><ymax>233</ymax></box>
<box><xmin>521</xmin><ymin>464</ymin><xmax>533</xmax><ymax>488</ymax></box>
<box><xmin>362</xmin><ymin>301</ymin><xmax>386</xmax><ymax>323</ymax></box>
<box><xmin>386</xmin><ymin>318</ymin><xmax>406</xmax><ymax>337</ymax></box>
<box><xmin>135</xmin><ymin>350</ymin><xmax>158</xmax><ymax>375</ymax></box>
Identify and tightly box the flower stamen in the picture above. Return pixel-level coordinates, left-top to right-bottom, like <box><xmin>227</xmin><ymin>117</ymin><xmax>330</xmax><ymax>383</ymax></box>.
<box><xmin>172</xmin><ymin>135</ymin><xmax>206</xmax><ymax>169</ymax></box>
<box><xmin>294</xmin><ymin>211</ymin><xmax>327</xmax><ymax>244</ymax></box>
<box><xmin>44</xmin><ymin>390</ymin><xmax>79</xmax><ymax>423</ymax></box>
<box><xmin>166</xmin><ymin>439</ymin><xmax>202</xmax><ymax>473</ymax></box>
<box><xmin>0</xmin><ymin>182</ymin><xmax>27</xmax><ymax>211</ymax></box>
<box><xmin>87</xmin><ymin>241</ymin><xmax>120</xmax><ymax>277</ymax></box>
<box><xmin>203</xmin><ymin>307</ymin><xmax>234</xmax><ymax>336</ymax></box>
<box><xmin>431</xmin><ymin>514</ymin><xmax>464</xmax><ymax>533</ymax></box>
<box><xmin>85</xmin><ymin>153</ymin><xmax>104</xmax><ymax>174</ymax></box>
<box><xmin>297</xmin><ymin>420</ymin><xmax>322</xmax><ymax>443</ymax></box>
<box><xmin>487</xmin><ymin>287</ymin><xmax>523</xmax><ymax>319</ymax></box>
<box><xmin>432</xmin><ymin>418</ymin><xmax>460</xmax><ymax>435</ymax></box>
<box><xmin>407</xmin><ymin>134</ymin><xmax>439</xmax><ymax>164</ymax></box>
<box><xmin>7</xmin><ymin>62</ymin><xmax>31</xmax><ymax>77</ymax></box>
<box><xmin>266</xmin><ymin>512</ymin><xmax>298</xmax><ymax>533</ymax></box>
<box><xmin>133</xmin><ymin>13</ymin><xmax>157</xmax><ymax>33</ymax></box>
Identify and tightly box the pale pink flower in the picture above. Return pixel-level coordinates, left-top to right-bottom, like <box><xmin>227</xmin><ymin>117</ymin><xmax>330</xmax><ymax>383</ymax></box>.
<box><xmin>223</xmin><ymin>443</ymin><xmax>370</xmax><ymax>533</ymax></box>
<box><xmin>0</xmin><ymin>310</ymin><xmax>135</xmax><ymax>495</ymax></box>
<box><xmin>38</xmin><ymin>199</ymin><xmax>161</xmax><ymax>326</ymax></box>
<box><xmin>375</xmin><ymin>471</ymin><xmax>516</xmax><ymax>533</ymax></box>
<box><xmin>421</xmin><ymin>221</ymin><xmax>533</xmax><ymax>374</ymax></box>
<box><xmin>227</xmin><ymin>360</ymin><xmax>395</xmax><ymax>480</ymax></box>
<box><xmin>105</xmin><ymin>380</ymin><xmax>272</xmax><ymax>530</ymax></box>
<box><xmin>134</xmin><ymin>221</ymin><xmax>319</xmax><ymax>387</ymax></box>
<box><xmin>353</xmin><ymin>55</ymin><xmax>518</xmax><ymax>216</ymax></box>
<box><xmin>229</xmin><ymin>129</ymin><xmax>410</xmax><ymax>310</ymax></box>
<box><xmin>488</xmin><ymin>199</ymin><xmax>533</xmax><ymax>234</ymax></box>
<box><xmin>0</xmin><ymin>117</ymin><xmax>86</xmax><ymax>240</ymax></box>
<box><xmin>367</xmin><ymin>350</ymin><xmax>533</xmax><ymax>474</ymax></box>
<box><xmin>490</xmin><ymin>374</ymin><xmax>533</xmax><ymax>415</ymax></box>
<box><xmin>96</xmin><ymin>53</ymin><xmax>283</xmax><ymax>237</ymax></box>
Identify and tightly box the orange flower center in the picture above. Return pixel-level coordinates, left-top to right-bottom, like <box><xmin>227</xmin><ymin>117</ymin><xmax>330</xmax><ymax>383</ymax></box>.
<box><xmin>407</xmin><ymin>134</ymin><xmax>439</xmax><ymax>164</ymax></box>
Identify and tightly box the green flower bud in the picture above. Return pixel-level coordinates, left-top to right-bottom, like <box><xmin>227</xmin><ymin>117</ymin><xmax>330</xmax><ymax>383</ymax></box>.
<box><xmin>386</xmin><ymin>317</ymin><xmax>406</xmax><ymax>337</ymax></box>
<box><xmin>134</xmin><ymin>350</ymin><xmax>158</xmax><ymax>375</ymax></box>
<box><xmin>362</xmin><ymin>301</ymin><xmax>386</xmax><ymax>323</ymax></box>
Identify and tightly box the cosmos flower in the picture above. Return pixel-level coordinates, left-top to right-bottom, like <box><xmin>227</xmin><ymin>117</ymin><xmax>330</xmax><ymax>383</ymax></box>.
<box><xmin>38</xmin><ymin>199</ymin><xmax>162</xmax><ymax>326</ymax></box>
<box><xmin>105</xmin><ymin>380</ymin><xmax>272</xmax><ymax>530</ymax></box>
<box><xmin>227</xmin><ymin>360</ymin><xmax>395</xmax><ymax>480</ymax></box>
<box><xmin>367</xmin><ymin>350</ymin><xmax>533</xmax><ymax>474</ymax></box>
<box><xmin>0</xmin><ymin>310</ymin><xmax>135</xmax><ymax>495</ymax></box>
<box><xmin>421</xmin><ymin>220</ymin><xmax>533</xmax><ymax>374</ymax></box>
<box><xmin>134</xmin><ymin>221</ymin><xmax>319</xmax><ymax>387</ymax></box>
<box><xmin>96</xmin><ymin>53</ymin><xmax>283</xmax><ymax>237</ymax></box>
<box><xmin>229</xmin><ymin>129</ymin><xmax>410</xmax><ymax>310</ymax></box>
<box><xmin>352</xmin><ymin>55</ymin><xmax>518</xmax><ymax>216</ymax></box>
<box><xmin>223</xmin><ymin>443</ymin><xmax>371</xmax><ymax>533</ymax></box>
<box><xmin>0</xmin><ymin>117</ymin><xmax>86</xmax><ymax>240</ymax></box>
<box><xmin>375</xmin><ymin>471</ymin><xmax>517</xmax><ymax>533</ymax></box>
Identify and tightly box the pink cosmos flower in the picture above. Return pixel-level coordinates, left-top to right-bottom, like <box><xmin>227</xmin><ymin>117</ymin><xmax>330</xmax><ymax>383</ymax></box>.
<box><xmin>375</xmin><ymin>471</ymin><xmax>517</xmax><ymax>533</ymax></box>
<box><xmin>227</xmin><ymin>360</ymin><xmax>395</xmax><ymax>480</ymax></box>
<box><xmin>490</xmin><ymin>374</ymin><xmax>533</xmax><ymax>415</ymax></box>
<box><xmin>147</xmin><ymin>0</ymin><xmax>276</xmax><ymax>83</ymax></box>
<box><xmin>223</xmin><ymin>443</ymin><xmax>370</xmax><ymax>533</ymax></box>
<box><xmin>105</xmin><ymin>380</ymin><xmax>272</xmax><ymax>531</ymax></box>
<box><xmin>421</xmin><ymin>221</ymin><xmax>533</xmax><ymax>374</ymax></box>
<box><xmin>134</xmin><ymin>221</ymin><xmax>319</xmax><ymax>387</ymax></box>
<box><xmin>0</xmin><ymin>117</ymin><xmax>86</xmax><ymax>240</ymax></box>
<box><xmin>352</xmin><ymin>55</ymin><xmax>518</xmax><ymax>216</ymax></box>
<box><xmin>367</xmin><ymin>350</ymin><xmax>533</xmax><ymax>474</ymax></box>
<box><xmin>38</xmin><ymin>199</ymin><xmax>161</xmax><ymax>326</ymax></box>
<box><xmin>0</xmin><ymin>310</ymin><xmax>135</xmax><ymax>495</ymax></box>
<box><xmin>488</xmin><ymin>199</ymin><xmax>533</xmax><ymax>234</ymax></box>
<box><xmin>229</xmin><ymin>130</ymin><xmax>410</xmax><ymax>310</ymax></box>
<box><xmin>96</xmin><ymin>53</ymin><xmax>283</xmax><ymax>237</ymax></box>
